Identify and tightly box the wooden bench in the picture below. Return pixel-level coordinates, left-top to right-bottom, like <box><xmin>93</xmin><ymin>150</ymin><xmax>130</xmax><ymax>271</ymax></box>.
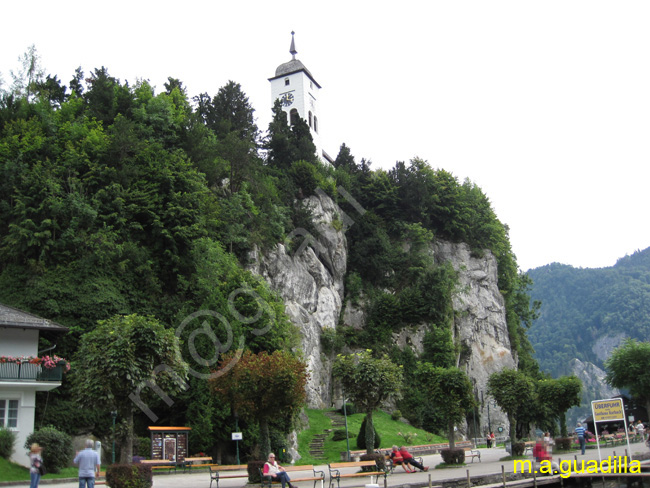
<box><xmin>523</xmin><ymin>441</ymin><xmax>536</xmax><ymax>455</ymax></box>
<box><xmin>209</xmin><ymin>464</ymin><xmax>249</xmax><ymax>488</ymax></box>
<box><xmin>328</xmin><ymin>460</ymin><xmax>387</xmax><ymax>488</ymax></box>
<box><xmin>382</xmin><ymin>451</ymin><xmax>424</xmax><ymax>473</ymax></box>
<box><xmin>139</xmin><ymin>459</ymin><xmax>177</xmax><ymax>473</ymax></box>
<box><xmin>464</xmin><ymin>447</ymin><xmax>481</xmax><ymax>463</ymax></box>
<box><xmin>96</xmin><ymin>471</ymin><xmax>106</xmax><ymax>486</ymax></box>
<box><xmin>259</xmin><ymin>464</ymin><xmax>325</xmax><ymax>488</ymax></box>
<box><xmin>179</xmin><ymin>456</ymin><xmax>213</xmax><ymax>472</ymax></box>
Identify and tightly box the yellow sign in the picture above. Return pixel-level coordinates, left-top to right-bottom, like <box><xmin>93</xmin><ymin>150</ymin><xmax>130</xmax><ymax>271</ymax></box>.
<box><xmin>592</xmin><ymin>398</ymin><xmax>624</xmax><ymax>422</ymax></box>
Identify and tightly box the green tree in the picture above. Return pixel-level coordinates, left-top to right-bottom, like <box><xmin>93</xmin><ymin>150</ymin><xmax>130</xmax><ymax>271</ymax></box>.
<box><xmin>10</xmin><ymin>44</ymin><xmax>45</xmax><ymax>100</ymax></box>
<box><xmin>72</xmin><ymin>314</ymin><xmax>188</xmax><ymax>463</ymax></box>
<box><xmin>210</xmin><ymin>350</ymin><xmax>308</xmax><ymax>457</ymax></box>
<box><xmin>537</xmin><ymin>376</ymin><xmax>582</xmax><ymax>437</ymax></box>
<box><xmin>605</xmin><ymin>339</ymin><xmax>650</xmax><ymax>418</ymax></box>
<box><xmin>332</xmin><ymin>350</ymin><xmax>403</xmax><ymax>454</ymax></box>
<box><xmin>416</xmin><ymin>364</ymin><xmax>474</xmax><ymax>449</ymax></box>
<box><xmin>487</xmin><ymin>368</ymin><xmax>535</xmax><ymax>442</ymax></box>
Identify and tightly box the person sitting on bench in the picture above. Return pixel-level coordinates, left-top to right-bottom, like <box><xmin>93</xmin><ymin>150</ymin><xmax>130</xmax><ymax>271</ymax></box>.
<box><xmin>399</xmin><ymin>446</ymin><xmax>428</xmax><ymax>472</ymax></box>
<box><xmin>263</xmin><ymin>453</ymin><xmax>294</xmax><ymax>488</ymax></box>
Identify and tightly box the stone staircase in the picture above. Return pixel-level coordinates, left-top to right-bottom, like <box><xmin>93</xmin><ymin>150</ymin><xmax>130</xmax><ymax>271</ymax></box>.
<box><xmin>308</xmin><ymin>411</ymin><xmax>348</xmax><ymax>459</ymax></box>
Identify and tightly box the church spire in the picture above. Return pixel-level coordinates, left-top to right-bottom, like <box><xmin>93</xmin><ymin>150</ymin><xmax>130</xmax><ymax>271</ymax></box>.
<box><xmin>290</xmin><ymin>31</ymin><xmax>297</xmax><ymax>60</ymax></box>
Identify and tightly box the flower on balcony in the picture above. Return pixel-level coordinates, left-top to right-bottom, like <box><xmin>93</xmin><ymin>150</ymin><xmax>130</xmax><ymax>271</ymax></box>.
<box><xmin>0</xmin><ymin>355</ymin><xmax>70</xmax><ymax>371</ymax></box>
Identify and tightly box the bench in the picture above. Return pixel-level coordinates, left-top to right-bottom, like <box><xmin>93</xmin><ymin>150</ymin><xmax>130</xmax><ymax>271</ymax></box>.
<box><xmin>523</xmin><ymin>441</ymin><xmax>536</xmax><ymax>455</ymax></box>
<box><xmin>259</xmin><ymin>464</ymin><xmax>325</xmax><ymax>488</ymax></box>
<box><xmin>96</xmin><ymin>471</ymin><xmax>106</xmax><ymax>486</ymax></box>
<box><xmin>382</xmin><ymin>451</ymin><xmax>424</xmax><ymax>473</ymax></box>
<box><xmin>328</xmin><ymin>460</ymin><xmax>387</xmax><ymax>488</ymax></box>
<box><xmin>139</xmin><ymin>459</ymin><xmax>177</xmax><ymax>473</ymax></box>
<box><xmin>464</xmin><ymin>447</ymin><xmax>481</xmax><ymax>463</ymax></box>
<box><xmin>209</xmin><ymin>464</ymin><xmax>249</xmax><ymax>488</ymax></box>
<box><xmin>179</xmin><ymin>456</ymin><xmax>213</xmax><ymax>472</ymax></box>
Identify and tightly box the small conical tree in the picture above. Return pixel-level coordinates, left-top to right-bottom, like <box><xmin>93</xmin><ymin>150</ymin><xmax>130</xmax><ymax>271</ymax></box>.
<box><xmin>356</xmin><ymin>415</ymin><xmax>381</xmax><ymax>450</ymax></box>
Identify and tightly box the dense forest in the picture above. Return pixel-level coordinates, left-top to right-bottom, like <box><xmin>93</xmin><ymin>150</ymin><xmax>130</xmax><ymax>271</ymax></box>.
<box><xmin>528</xmin><ymin>247</ymin><xmax>650</xmax><ymax>377</ymax></box>
<box><xmin>0</xmin><ymin>48</ymin><xmax>539</xmax><ymax>460</ymax></box>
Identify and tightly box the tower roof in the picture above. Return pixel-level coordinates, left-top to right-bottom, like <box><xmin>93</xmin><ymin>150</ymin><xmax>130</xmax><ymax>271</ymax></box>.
<box><xmin>269</xmin><ymin>32</ymin><xmax>321</xmax><ymax>88</ymax></box>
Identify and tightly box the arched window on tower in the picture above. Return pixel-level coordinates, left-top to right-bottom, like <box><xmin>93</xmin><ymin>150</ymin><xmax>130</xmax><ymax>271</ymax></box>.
<box><xmin>290</xmin><ymin>109</ymin><xmax>299</xmax><ymax>126</ymax></box>
<box><xmin>308</xmin><ymin>111</ymin><xmax>313</xmax><ymax>128</ymax></box>
<box><xmin>284</xmin><ymin>77</ymin><xmax>290</xmax><ymax>86</ymax></box>
<box><xmin>314</xmin><ymin>116</ymin><xmax>318</xmax><ymax>133</ymax></box>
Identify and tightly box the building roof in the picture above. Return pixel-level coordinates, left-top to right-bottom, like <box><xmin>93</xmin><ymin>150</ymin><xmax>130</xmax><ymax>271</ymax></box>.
<box><xmin>269</xmin><ymin>32</ymin><xmax>321</xmax><ymax>88</ymax></box>
<box><xmin>0</xmin><ymin>303</ymin><xmax>68</xmax><ymax>332</ymax></box>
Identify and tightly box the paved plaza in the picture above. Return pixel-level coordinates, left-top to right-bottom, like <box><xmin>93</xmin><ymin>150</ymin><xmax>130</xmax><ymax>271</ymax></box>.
<box><xmin>5</xmin><ymin>439</ymin><xmax>648</xmax><ymax>488</ymax></box>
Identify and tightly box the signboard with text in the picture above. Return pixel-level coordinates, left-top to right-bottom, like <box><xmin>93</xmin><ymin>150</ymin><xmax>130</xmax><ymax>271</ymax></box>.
<box><xmin>592</xmin><ymin>398</ymin><xmax>625</xmax><ymax>422</ymax></box>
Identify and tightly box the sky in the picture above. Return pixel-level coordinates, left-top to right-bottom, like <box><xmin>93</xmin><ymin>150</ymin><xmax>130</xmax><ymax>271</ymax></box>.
<box><xmin>1</xmin><ymin>0</ymin><xmax>649</xmax><ymax>272</ymax></box>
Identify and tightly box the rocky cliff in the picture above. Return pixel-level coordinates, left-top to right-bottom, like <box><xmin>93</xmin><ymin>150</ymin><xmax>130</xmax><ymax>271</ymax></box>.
<box><xmin>250</xmin><ymin>192</ymin><xmax>513</xmax><ymax>433</ymax></box>
<box><xmin>249</xmin><ymin>190</ymin><xmax>347</xmax><ymax>407</ymax></box>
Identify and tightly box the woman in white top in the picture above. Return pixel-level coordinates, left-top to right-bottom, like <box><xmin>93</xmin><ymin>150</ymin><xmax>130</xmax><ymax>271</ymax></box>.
<box><xmin>29</xmin><ymin>443</ymin><xmax>43</xmax><ymax>488</ymax></box>
<box><xmin>262</xmin><ymin>452</ymin><xmax>294</xmax><ymax>488</ymax></box>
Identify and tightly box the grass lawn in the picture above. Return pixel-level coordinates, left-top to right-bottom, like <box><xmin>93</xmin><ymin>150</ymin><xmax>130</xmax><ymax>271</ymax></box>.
<box><xmin>0</xmin><ymin>458</ymin><xmax>79</xmax><ymax>482</ymax></box>
<box><xmin>296</xmin><ymin>409</ymin><xmax>446</xmax><ymax>464</ymax></box>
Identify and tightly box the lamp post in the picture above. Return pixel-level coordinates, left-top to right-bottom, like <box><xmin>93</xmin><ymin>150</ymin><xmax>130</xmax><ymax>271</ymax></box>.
<box><xmin>234</xmin><ymin>413</ymin><xmax>240</xmax><ymax>465</ymax></box>
<box><xmin>342</xmin><ymin>396</ymin><xmax>351</xmax><ymax>461</ymax></box>
<box><xmin>111</xmin><ymin>411</ymin><xmax>117</xmax><ymax>464</ymax></box>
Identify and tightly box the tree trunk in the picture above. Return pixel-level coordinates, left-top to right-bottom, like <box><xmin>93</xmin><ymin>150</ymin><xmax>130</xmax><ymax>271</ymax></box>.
<box><xmin>560</xmin><ymin>413</ymin><xmax>568</xmax><ymax>438</ymax></box>
<box><xmin>448</xmin><ymin>419</ymin><xmax>456</xmax><ymax>449</ymax></box>
<box><xmin>509</xmin><ymin>416</ymin><xmax>517</xmax><ymax>443</ymax></box>
<box><xmin>120</xmin><ymin>408</ymin><xmax>134</xmax><ymax>464</ymax></box>
<box><xmin>260</xmin><ymin>418</ymin><xmax>271</xmax><ymax>459</ymax></box>
<box><xmin>365</xmin><ymin>411</ymin><xmax>375</xmax><ymax>455</ymax></box>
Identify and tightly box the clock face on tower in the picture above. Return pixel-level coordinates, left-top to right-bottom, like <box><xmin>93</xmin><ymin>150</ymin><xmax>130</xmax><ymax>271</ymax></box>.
<box><xmin>280</xmin><ymin>92</ymin><xmax>294</xmax><ymax>107</ymax></box>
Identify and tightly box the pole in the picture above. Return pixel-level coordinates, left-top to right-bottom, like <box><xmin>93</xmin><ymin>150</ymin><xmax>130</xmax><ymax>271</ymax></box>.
<box><xmin>111</xmin><ymin>411</ymin><xmax>117</xmax><ymax>464</ymax></box>
<box><xmin>343</xmin><ymin>397</ymin><xmax>351</xmax><ymax>461</ymax></box>
<box><xmin>235</xmin><ymin>414</ymin><xmax>240</xmax><ymax>465</ymax></box>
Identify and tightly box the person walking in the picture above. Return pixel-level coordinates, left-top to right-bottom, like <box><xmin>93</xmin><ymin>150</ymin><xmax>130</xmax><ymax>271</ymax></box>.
<box><xmin>73</xmin><ymin>439</ymin><xmax>101</xmax><ymax>488</ymax></box>
<box><xmin>29</xmin><ymin>443</ymin><xmax>43</xmax><ymax>488</ymax></box>
<box><xmin>636</xmin><ymin>421</ymin><xmax>646</xmax><ymax>442</ymax></box>
<box><xmin>575</xmin><ymin>422</ymin><xmax>586</xmax><ymax>455</ymax></box>
<box><xmin>263</xmin><ymin>453</ymin><xmax>294</xmax><ymax>488</ymax></box>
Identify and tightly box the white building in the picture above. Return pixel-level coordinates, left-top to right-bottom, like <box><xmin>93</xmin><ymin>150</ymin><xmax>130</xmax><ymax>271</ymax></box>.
<box><xmin>0</xmin><ymin>304</ymin><xmax>67</xmax><ymax>467</ymax></box>
<box><xmin>269</xmin><ymin>32</ymin><xmax>333</xmax><ymax>164</ymax></box>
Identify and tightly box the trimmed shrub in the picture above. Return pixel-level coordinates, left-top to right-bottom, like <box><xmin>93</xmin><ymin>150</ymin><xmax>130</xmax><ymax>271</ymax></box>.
<box><xmin>511</xmin><ymin>442</ymin><xmax>525</xmax><ymax>456</ymax></box>
<box><xmin>391</xmin><ymin>410</ymin><xmax>402</xmax><ymax>421</ymax></box>
<box><xmin>106</xmin><ymin>464</ymin><xmax>152</xmax><ymax>488</ymax></box>
<box><xmin>360</xmin><ymin>452</ymin><xmax>386</xmax><ymax>471</ymax></box>
<box><xmin>332</xmin><ymin>429</ymin><xmax>352</xmax><ymax>442</ymax></box>
<box><xmin>440</xmin><ymin>448</ymin><xmax>465</xmax><ymax>464</ymax></box>
<box><xmin>24</xmin><ymin>426</ymin><xmax>73</xmax><ymax>474</ymax></box>
<box><xmin>554</xmin><ymin>437</ymin><xmax>573</xmax><ymax>451</ymax></box>
<box><xmin>247</xmin><ymin>460</ymin><xmax>265</xmax><ymax>483</ymax></box>
<box><xmin>0</xmin><ymin>426</ymin><xmax>16</xmax><ymax>459</ymax></box>
<box><xmin>339</xmin><ymin>403</ymin><xmax>356</xmax><ymax>415</ymax></box>
<box><xmin>356</xmin><ymin>416</ymin><xmax>381</xmax><ymax>450</ymax></box>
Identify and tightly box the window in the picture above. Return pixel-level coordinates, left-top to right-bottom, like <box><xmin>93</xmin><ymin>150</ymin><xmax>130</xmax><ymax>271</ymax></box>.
<box><xmin>284</xmin><ymin>78</ymin><xmax>290</xmax><ymax>86</ymax></box>
<box><xmin>314</xmin><ymin>116</ymin><xmax>318</xmax><ymax>133</ymax></box>
<box><xmin>290</xmin><ymin>109</ymin><xmax>299</xmax><ymax>126</ymax></box>
<box><xmin>0</xmin><ymin>399</ymin><xmax>18</xmax><ymax>428</ymax></box>
<box><xmin>308</xmin><ymin>111</ymin><xmax>313</xmax><ymax>128</ymax></box>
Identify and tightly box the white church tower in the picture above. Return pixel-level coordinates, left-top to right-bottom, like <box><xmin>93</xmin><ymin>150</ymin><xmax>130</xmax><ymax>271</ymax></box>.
<box><xmin>269</xmin><ymin>32</ymin><xmax>331</xmax><ymax>163</ymax></box>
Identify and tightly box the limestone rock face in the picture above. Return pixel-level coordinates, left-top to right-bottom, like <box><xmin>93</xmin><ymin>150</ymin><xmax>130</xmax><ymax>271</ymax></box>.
<box><xmin>249</xmin><ymin>191</ymin><xmax>347</xmax><ymax>407</ymax></box>
<box><xmin>569</xmin><ymin>358</ymin><xmax>619</xmax><ymax>400</ymax></box>
<box><xmin>433</xmin><ymin>241</ymin><xmax>514</xmax><ymax>434</ymax></box>
<box><xmin>251</xmin><ymin>191</ymin><xmax>519</xmax><ymax>434</ymax></box>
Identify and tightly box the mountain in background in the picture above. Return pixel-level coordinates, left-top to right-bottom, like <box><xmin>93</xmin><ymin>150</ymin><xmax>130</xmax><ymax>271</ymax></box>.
<box><xmin>528</xmin><ymin>247</ymin><xmax>650</xmax><ymax>376</ymax></box>
<box><xmin>527</xmin><ymin>247</ymin><xmax>650</xmax><ymax>420</ymax></box>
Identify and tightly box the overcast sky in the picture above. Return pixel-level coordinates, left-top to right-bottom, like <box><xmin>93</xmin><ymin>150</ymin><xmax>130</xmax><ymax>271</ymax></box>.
<box><xmin>2</xmin><ymin>1</ymin><xmax>649</xmax><ymax>272</ymax></box>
